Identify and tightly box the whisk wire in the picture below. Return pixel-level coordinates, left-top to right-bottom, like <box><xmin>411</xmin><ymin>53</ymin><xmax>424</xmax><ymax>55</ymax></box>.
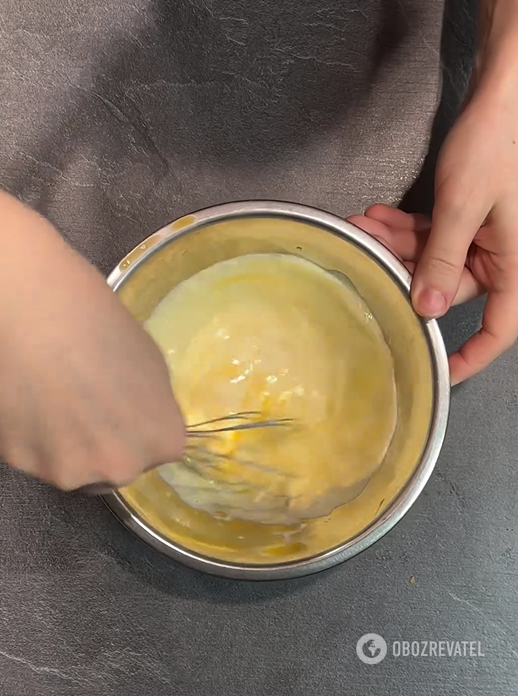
<box><xmin>160</xmin><ymin>410</ymin><xmax>300</xmax><ymax>522</ymax></box>
<box><xmin>186</xmin><ymin>411</ymin><xmax>295</xmax><ymax>437</ymax></box>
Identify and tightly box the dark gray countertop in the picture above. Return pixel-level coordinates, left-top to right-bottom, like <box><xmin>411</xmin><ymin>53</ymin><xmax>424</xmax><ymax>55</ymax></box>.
<box><xmin>1</xmin><ymin>1</ymin><xmax>517</xmax><ymax>694</ymax></box>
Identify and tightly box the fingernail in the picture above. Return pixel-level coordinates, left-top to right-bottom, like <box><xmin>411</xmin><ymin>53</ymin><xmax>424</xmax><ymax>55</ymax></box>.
<box><xmin>416</xmin><ymin>288</ymin><xmax>447</xmax><ymax>318</ymax></box>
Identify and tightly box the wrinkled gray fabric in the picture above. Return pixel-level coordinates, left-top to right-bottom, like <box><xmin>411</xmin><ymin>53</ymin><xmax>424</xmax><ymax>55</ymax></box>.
<box><xmin>1</xmin><ymin>1</ymin><xmax>517</xmax><ymax>695</ymax></box>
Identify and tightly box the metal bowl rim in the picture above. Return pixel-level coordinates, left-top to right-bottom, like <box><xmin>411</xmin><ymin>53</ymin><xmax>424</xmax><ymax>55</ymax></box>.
<box><xmin>103</xmin><ymin>199</ymin><xmax>450</xmax><ymax>580</ymax></box>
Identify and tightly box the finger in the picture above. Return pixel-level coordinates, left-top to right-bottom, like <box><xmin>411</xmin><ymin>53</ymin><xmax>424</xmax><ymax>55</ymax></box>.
<box><xmin>453</xmin><ymin>268</ymin><xmax>485</xmax><ymax>305</ymax></box>
<box><xmin>76</xmin><ymin>461</ymin><xmax>165</xmax><ymax>495</ymax></box>
<box><xmin>347</xmin><ymin>214</ymin><xmax>394</xmax><ymax>242</ymax></box>
<box><xmin>365</xmin><ymin>204</ymin><xmax>430</xmax><ymax>232</ymax></box>
<box><xmin>449</xmin><ymin>285</ymin><xmax>518</xmax><ymax>385</ymax></box>
<box><xmin>349</xmin><ymin>215</ymin><xmax>485</xmax><ymax>304</ymax></box>
<box><xmin>152</xmin><ymin>400</ymin><xmax>187</xmax><ymax>467</ymax></box>
<box><xmin>348</xmin><ymin>214</ymin><xmax>428</xmax><ymax>262</ymax></box>
<box><xmin>347</xmin><ymin>215</ymin><xmax>404</xmax><ymax>261</ymax></box>
<box><xmin>347</xmin><ymin>215</ymin><xmax>388</xmax><ymax>238</ymax></box>
<box><xmin>412</xmin><ymin>196</ymin><xmax>487</xmax><ymax>318</ymax></box>
<box><xmin>406</xmin><ymin>263</ymin><xmax>482</xmax><ymax>305</ymax></box>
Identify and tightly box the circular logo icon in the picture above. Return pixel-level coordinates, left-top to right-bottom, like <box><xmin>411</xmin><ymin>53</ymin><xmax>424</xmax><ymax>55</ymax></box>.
<box><xmin>356</xmin><ymin>633</ymin><xmax>387</xmax><ymax>665</ymax></box>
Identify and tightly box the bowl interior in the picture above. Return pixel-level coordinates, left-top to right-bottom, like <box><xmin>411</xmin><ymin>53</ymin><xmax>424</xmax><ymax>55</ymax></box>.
<box><xmin>113</xmin><ymin>213</ymin><xmax>434</xmax><ymax>565</ymax></box>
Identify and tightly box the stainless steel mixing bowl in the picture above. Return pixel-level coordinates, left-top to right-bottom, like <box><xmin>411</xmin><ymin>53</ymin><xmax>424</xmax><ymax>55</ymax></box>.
<box><xmin>102</xmin><ymin>201</ymin><xmax>450</xmax><ymax>580</ymax></box>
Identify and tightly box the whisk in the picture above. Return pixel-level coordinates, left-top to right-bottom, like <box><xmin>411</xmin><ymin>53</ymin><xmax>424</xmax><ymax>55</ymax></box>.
<box><xmin>159</xmin><ymin>410</ymin><xmax>376</xmax><ymax>525</ymax></box>
<box><xmin>158</xmin><ymin>410</ymin><xmax>301</xmax><ymax>524</ymax></box>
<box><xmin>182</xmin><ymin>410</ymin><xmax>295</xmax><ymax>479</ymax></box>
<box><xmin>187</xmin><ymin>410</ymin><xmax>294</xmax><ymax>436</ymax></box>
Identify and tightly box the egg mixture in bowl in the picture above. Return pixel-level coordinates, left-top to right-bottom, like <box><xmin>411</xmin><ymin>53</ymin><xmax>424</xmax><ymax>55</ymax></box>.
<box><xmin>146</xmin><ymin>253</ymin><xmax>397</xmax><ymax>526</ymax></box>
<box><xmin>105</xmin><ymin>203</ymin><xmax>448</xmax><ymax>578</ymax></box>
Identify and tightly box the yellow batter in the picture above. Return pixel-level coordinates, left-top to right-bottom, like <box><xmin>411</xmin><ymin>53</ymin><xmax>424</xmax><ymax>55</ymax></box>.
<box><xmin>144</xmin><ymin>253</ymin><xmax>397</xmax><ymax>525</ymax></box>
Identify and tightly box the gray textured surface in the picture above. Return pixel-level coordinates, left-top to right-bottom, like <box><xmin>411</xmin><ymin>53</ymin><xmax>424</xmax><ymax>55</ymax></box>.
<box><xmin>1</xmin><ymin>1</ymin><xmax>517</xmax><ymax>694</ymax></box>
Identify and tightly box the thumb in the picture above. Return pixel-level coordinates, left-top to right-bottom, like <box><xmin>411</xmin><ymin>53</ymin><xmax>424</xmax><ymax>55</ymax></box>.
<box><xmin>154</xmin><ymin>387</ymin><xmax>187</xmax><ymax>465</ymax></box>
<box><xmin>412</xmin><ymin>197</ymin><xmax>483</xmax><ymax>318</ymax></box>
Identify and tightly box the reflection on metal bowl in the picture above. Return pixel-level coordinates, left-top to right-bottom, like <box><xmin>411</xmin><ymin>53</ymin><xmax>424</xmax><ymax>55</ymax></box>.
<box><xmin>102</xmin><ymin>201</ymin><xmax>450</xmax><ymax>580</ymax></box>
